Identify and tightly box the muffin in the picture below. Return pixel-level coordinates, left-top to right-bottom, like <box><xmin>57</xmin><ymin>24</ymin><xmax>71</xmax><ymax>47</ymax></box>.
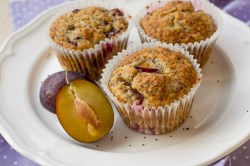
<box><xmin>49</xmin><ymin>2</ymin><xmax>130</xmax><ymax>80</ymax></box>
<box><xmin>136</xmin><ymin>0</ymin><xmax>221</xmax><ymax>67</ymax></box>
<box><xmin>101</xmin><ymin>42</ymin><xmax>202</xmax><ymax>135</ymax></box>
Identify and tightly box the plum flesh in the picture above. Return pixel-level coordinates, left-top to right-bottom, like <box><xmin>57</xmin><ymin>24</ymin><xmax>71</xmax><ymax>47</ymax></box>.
<box><xmin>56</xmin><ymin>79</ymin><xmax>114</xmax><ymax>143</ymax></box>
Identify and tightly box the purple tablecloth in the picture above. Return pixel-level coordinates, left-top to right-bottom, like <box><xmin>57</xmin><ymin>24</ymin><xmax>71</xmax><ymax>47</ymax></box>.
<box><xmin>0</xmin><ymin>0</ymin><xmax>249</xmax><ymax>165</ymax></box>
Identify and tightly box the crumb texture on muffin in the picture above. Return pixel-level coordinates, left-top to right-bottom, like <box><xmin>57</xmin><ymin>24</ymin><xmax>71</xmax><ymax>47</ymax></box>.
<box><xmin>50</xmin><ymin>6</ymin><xmax>128</xmax><ymax>50</ymax></box>
<box><xmin>108</xmin><ymin>47</ymin><xmax>198</xmax><ymax>108</ymax></box>
<box><xmin>140</xmin><ymin>0</ymin><xmax>216</xmax><ymax>44</ymax></box>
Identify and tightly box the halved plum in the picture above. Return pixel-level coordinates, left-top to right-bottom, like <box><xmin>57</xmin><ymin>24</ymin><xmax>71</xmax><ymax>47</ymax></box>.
<box><xmin>56</xmin><ymin>79</ymin><xmax>114</xmax><ymax>143</ymax></box>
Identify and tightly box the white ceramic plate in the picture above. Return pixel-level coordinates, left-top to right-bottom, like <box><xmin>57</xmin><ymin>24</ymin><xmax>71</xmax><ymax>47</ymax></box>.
<box><xmin>0</xmin><ymin>1</ymin><xmax>250</xmax><ymax>166</ymax></box>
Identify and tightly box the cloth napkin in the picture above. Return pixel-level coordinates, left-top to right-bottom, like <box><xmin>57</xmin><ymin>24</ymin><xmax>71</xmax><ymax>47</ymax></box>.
<box><xmin>0</xmin><ymin>0</ymin><xmax>249</xmax><ymax>165</ymax></box>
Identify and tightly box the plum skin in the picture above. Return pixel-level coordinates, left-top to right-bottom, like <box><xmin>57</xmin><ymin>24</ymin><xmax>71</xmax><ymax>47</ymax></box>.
<box><xmin>39</xmin><ymin>71</ymin><xmax>94</xmax><ymax>113</ymax></box>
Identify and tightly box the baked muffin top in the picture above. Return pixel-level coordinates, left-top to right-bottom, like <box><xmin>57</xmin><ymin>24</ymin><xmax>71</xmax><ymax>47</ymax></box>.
<box><xmin>108</xmin><ymin>47</ymin><xmax>198</xmax><ymax>108</ymax></box>
<box><xmin>50</xmin><ymin>6</ymin><xmax>128</xmax><ymax>50</ymax></box>
<box><xmin>140</xmin><ymin>0</ymin><xmax>216</xmax><ymax>44</ymax></box>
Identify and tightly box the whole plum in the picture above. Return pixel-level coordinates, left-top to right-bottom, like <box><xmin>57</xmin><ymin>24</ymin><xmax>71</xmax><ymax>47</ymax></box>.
<box><xmin>39</xmin><ymin>71</ymin><xmax>94</xmax><ymax>113</ymax></box>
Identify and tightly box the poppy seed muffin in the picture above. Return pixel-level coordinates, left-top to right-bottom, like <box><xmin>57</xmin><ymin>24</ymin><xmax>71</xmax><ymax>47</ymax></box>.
<box><xmin>102</xmin><ymin>44</ymin><xmax>202</xmax><ymax>134</ymax></box>
<box><xmin>108</xmin><ymin>47</ymin><xmax>198</xmax><ymax>108</ymax></box>
<box><xmin>49</xmin><ymin>4</ymin><xmax>130</xmax><ymax>80</ymax></box>
<box><xmin>136</xmin><ymin>0</ymin><xmax>221</xmax><ymax>67</ymax></box>
<box><xmin>140</xmin><ymin>1</ymin><xmax>216</xmax><ymax>44</ymax></box>
<box><xmin>50</xmin><ymin>6</ymin><xmax>128</xmax><ymax>50</ymax></box>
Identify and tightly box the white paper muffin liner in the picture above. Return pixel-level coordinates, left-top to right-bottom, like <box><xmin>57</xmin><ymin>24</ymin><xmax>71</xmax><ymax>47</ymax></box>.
<box><xmin>48</xmin><ymin>0</ymin><xmax>132</xmax><ymax>80</ymax></box>
<box><xmin>135</xmin><ymin>0</ymin><xmax>222</xmax><ymax>67</ymax></box>
<box><xmin>100</xmin><ymin>42</ymin><xmax>202</xmax><ymax>135</ymax></box>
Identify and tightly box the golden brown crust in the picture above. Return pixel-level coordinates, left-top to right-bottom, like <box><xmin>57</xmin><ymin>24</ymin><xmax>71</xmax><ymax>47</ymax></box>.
<box><xmin>50</xmin><ymin>6</ymin><xmax>128</xmax><ymax>50</ymax></box>
<box><xmin>140</xmin><ymin>0</ymin><xmax>216</xmax><ymax>44</ymax></box>
<box><xmin>108</xmin><ymin>47</ymin><xmax>198</xmax><ymax>108</ymax></box>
